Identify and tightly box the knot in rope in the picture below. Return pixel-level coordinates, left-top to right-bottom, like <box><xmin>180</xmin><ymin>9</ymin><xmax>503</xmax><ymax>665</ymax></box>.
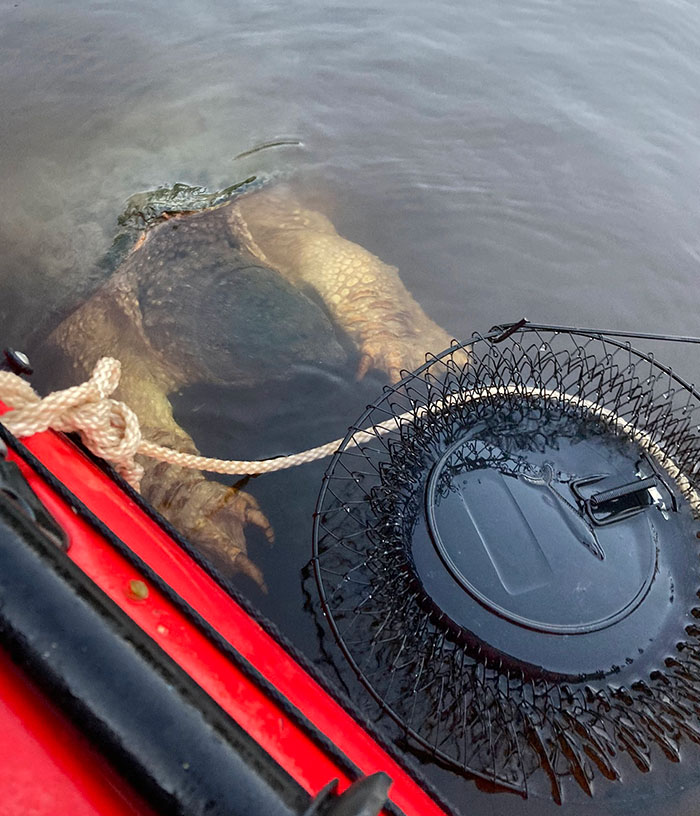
<box><xmin>0</xmin><ymin>357</ymin><xmax>144</xmax><ymax>489</ymax></box>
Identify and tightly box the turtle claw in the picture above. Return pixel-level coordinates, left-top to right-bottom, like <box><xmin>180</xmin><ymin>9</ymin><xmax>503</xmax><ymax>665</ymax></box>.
<box><xmin>235</xmin><ymin>487</ymin><xmax>275</xmax><ymax>545</ymax></box>
<box><xmin>142</xmin><ymin>465</ymin><xmax>272</xmax><ymax>591</ymax></box>
<box><xmin>355</xmin><ymin>353</ymin><xmax>373</xmax><ymax>381</ymax></box>
<box><xmin>232</xmin><ymin>551</ymin><xmax>268</xmax><ymax>594</ymax></box>
<box><xmin>356</xmin><ymin>321</ymin><xmax>469</xmax><ymax>384</ymax></box>
<box><xmin>187</xmin><ymin>482</ymin><xmax>273</xmax><ymax>590</ymax></box>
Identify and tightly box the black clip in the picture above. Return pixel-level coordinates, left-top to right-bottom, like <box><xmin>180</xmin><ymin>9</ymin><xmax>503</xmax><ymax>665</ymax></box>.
<box><xmin>1</xmin><ymin>348</ymin><xmax>33</xmax><ymax>376</ymax></box>
<box><xmin>570</xmin><ymin>472</ymin><xmax>673</xmax><ymax>527</ymax></box>
<box><xmin>0</xmin><ymin>440</ymin><xmax>68</xmax><ymax>551</ymax></box>
<box><xmin>302</xmin><ymin>772</ymin><xmax>391</xmax><ymax>816</ymax></box>
<box><xmin>489</xmin><ymin>318</ymin><xmax>529</xmax><ymax>344</ymax></box>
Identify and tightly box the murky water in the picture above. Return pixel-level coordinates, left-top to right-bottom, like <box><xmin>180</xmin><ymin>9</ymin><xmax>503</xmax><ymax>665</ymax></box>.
<box><xmin>3</xmin><ymin>0</ymin><xmax>700</xmax><ymax>813</ymax></box>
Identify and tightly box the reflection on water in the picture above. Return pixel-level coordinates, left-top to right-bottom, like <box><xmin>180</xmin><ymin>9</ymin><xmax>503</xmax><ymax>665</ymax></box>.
<box><xmin>2</xmin><ymin>0</ymin><xmax>700</xmax><ymax>813</ymax></box>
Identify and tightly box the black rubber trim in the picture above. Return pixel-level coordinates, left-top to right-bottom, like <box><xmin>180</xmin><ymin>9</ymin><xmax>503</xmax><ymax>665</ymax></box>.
<box><xmin>0</xmin><ymin>425</ymin><xmax>369</xmax><ymax>793</ymax></box>
<box><xmin>0</xmin><ymin>485</ymin><xmax>310</xmax><ymax>816</ymax></box>
<box><xmin>0</xmin><ymin>422</ymin><xmax>458</xmax><ymax>816</ymax></box>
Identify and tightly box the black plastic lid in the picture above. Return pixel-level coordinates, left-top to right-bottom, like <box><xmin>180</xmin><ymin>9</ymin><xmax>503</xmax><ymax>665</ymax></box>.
<box><xmin>409</xmin><ymin>405</ymin><xmax>693</xmax><ymax>678</ymax></box>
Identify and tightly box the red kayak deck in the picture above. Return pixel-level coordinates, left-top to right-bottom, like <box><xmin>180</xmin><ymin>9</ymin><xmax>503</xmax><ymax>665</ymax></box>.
<box><xmin>0</xmin><ymin>405</ymin><xmax>449</xmax><ymax>816</ymax></box>
<box><xmin>0</xmin><ymin>647</ymin><xmax>156</xmax><ymax>816</ymax></box>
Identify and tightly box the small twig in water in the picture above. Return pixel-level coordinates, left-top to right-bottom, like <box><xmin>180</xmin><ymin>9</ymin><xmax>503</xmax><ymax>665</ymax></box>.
<box><xmin>234</xmin><ymin>139</ymin><xmax>303</xmax><ymax>160</ymax></box>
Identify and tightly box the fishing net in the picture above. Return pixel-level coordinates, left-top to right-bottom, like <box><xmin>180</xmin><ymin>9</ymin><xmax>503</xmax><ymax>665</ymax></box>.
<box><xmin>313</xmin><ymin>324</ymin><xmax>700</xmax><ymax>802</ymax></box>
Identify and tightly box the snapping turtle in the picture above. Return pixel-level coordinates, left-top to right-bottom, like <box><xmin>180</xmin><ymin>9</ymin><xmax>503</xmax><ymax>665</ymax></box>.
<box><xmin>43</xmin><ymin>181</ymin><xmax>457</xmax><ymax>587</ymax></box>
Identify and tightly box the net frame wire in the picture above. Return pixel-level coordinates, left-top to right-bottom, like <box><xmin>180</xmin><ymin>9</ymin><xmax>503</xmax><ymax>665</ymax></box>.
<box><xmin>312</xmin><ymin>324</ymin><xmax>700</xmax><ymax>801</ymax></box>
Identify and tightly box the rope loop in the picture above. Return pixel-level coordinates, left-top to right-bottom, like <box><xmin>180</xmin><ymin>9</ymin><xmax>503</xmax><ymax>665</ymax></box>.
<box><xmin>0</xmin><ymin>358</ymin><xmax>144</xmax><ymax>489</ymax></box>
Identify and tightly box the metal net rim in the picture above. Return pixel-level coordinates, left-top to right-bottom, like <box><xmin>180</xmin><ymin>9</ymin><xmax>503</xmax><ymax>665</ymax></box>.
<box><xmin>312</xmin><ymin>326</ymin><xmax>700</xmax><ymax>799</ymax></box>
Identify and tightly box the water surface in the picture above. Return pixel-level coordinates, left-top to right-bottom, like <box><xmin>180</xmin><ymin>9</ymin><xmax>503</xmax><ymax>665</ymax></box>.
<box><xmin>2</xmin><ymin>1</ymin><xmax>700</xmax><ymax>812</ymax></box>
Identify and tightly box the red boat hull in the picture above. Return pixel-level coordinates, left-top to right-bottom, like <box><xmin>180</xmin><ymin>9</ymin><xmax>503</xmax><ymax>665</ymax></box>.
<box><xmin>0</xmin><ymin>404</ymin><xmax>450</xmax><ymax>816</ymax></box>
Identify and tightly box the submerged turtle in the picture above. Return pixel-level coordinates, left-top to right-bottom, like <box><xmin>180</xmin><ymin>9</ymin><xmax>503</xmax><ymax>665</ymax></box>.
<box><xmin>43</xmin><ymin>180</ymin><xmax>458</xmax><ymax>587</ymax></box>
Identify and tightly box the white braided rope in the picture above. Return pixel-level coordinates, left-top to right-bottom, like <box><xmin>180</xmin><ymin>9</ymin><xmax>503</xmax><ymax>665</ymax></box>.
<box><xmin>1</xmin><ymin>357</ymin><xmax>697</xmax><ymax>513</ymax></box>
<box><xmin>0</xmin><ymin>358</ymin><xmax>144</xmax><ymax>489</ymax></box>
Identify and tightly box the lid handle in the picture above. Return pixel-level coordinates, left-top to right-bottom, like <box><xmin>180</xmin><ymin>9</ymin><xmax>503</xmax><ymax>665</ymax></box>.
<box><xmin>570</xmin><ymin>472</ymin><xmax>675</xmax><ymax>527</ymax></box>
<box><xmin>589</xmin><ymin>476</ymin><xmax>658</xmax><ymax>508</ymax></box>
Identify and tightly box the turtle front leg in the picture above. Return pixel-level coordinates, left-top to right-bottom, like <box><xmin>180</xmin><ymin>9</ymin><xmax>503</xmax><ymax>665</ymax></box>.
<box><xmin>139</xmin><ymin>428</ymin><xmax>271</xmax><ymax>591</ymax></box>
<box><xmin>234</xmin><ymin>187</ymin><xmax>465</xmax><ymax>382</ymax></box>
<box><xmin>278</xmin><ymin>231</ymin><xmax>458</xmax><ymax>382</ymax></box>
<box><xmin>117</xmin><ymin>370</ymin><xmax>273</xmax><ymax>591</ymax></box>
<box><xmin>47</xmin><ymin>297</ymin><xmax>272</xmax><ymax>590</ymax></box>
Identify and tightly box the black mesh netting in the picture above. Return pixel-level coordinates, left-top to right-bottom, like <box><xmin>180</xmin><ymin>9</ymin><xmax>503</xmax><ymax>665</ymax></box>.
<box><xmin>312</xmin><ymin>326</ymin><xmax>700</xmax><ymax>802</ymax></box>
